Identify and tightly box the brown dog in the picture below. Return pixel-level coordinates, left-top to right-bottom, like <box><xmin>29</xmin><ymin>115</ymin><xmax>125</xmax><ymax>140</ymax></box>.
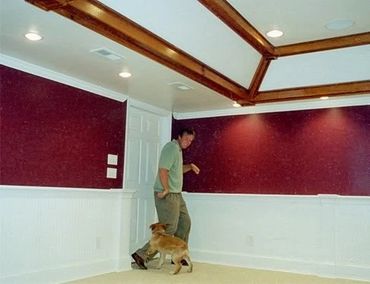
<box><xmin>147</xmin><ymin>223</ymin><xmax>193</xmax><ymax>275</ymax></box>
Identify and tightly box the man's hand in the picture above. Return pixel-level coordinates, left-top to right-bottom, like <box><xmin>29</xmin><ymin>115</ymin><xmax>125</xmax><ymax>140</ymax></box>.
<box><xmin>157</xmin><ymin>189</ymin><xmax>169</xmax><ymax>199</ymax></box>
<box><xmin>191</xmin><ymin>163</ymin><xmax>200</xmax><ymax>175</ymax></box>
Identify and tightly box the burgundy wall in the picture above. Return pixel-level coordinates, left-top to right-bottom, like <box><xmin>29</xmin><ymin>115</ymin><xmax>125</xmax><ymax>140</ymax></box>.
<box><xmin>0</xmin><ymin>65</ymin><xmax>126</xmax><ymax>189</ymax></box>
<box><xmin>173</xmin><ymin>106</ymin><xmax>370</xmax><ymax>196</ymax></box>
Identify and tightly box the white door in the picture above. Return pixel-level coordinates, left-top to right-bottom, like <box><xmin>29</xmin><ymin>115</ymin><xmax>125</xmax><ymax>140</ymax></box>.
<box><xmin>125</xmin><ymin>103</ymin><xmax>171</xmax><ymax>253</ymax></box>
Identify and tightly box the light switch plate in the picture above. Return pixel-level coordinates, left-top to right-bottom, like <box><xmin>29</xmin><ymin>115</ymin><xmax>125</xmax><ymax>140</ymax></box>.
<box><xmin>107</xmin><ymin>154</ymin><xmax>118</xmax><ymax>165</ymax></box>
<box><xmin>106</xmin><ymin>167</ymin><xmax>117</xmax><ymax>179</ymax></box>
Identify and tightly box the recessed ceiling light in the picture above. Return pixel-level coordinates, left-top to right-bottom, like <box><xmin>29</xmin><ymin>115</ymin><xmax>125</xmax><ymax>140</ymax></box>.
<box><xmin>118</xmin><ymin>71</ymin><xmax>132</xmax><ymax>78</ymax></box>
<box><xmin>325</xmin><ymin>19</ymin><xmax>354</xmax><ymax>30</ymax></box>
<box><xmin>320</xmin><ymin>96</ymin><xmax>329</xmax><ymax>100</ymax></box>
<box><xmin>266</xmin><ymin>29</ymin><xmax>283</xmax><ymax>38</ymax></box>
<box><xmin>25</xmin><ymin>32</ymin><xmax>42</xmax><ymax>41</ymax></box>
<box><xmin>233</xmin><ymin>101</ymin><xmax>241</xmax><ymax>108</ymax></box>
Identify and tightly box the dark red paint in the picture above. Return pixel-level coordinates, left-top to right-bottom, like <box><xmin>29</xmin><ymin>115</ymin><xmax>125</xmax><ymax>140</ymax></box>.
<box><xmin>0</xmin><ymin>65</ymin><xmax>126</xmax><ymax>189</ymax></box>
<box><xmin>173</xmin><ymin>106</ymin><xmax>370</xmax><ymax>196</ymax></box>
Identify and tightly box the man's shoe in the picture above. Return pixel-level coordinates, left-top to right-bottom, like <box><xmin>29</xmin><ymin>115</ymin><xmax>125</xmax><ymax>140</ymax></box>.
<box><xmin>131</xmin><ymin>253</ymin><xmax>147</xmax><ymax>270</ymax></box>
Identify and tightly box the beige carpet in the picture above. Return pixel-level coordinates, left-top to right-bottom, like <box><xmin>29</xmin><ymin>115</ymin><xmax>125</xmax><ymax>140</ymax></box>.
<box><xmin>66</xmin><ymin>261</ymin><xmax>369</xmax><ymax>284</ymax></box>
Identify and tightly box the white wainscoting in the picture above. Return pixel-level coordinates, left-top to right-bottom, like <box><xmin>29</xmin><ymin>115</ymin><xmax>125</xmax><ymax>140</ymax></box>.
<box><xmin>0</xmin><ymin>186</ymin><xmax>134</xmax><ymax>284</ymax></box>
<box><xmin>2</xmin><ymin>188</ymin><xmax>369</xmax><ymax>283</ymax></box>
<box><xmin>183</xmin><ymin>192</ymin><xmax>370</xmax><ymax>281</ymax></box>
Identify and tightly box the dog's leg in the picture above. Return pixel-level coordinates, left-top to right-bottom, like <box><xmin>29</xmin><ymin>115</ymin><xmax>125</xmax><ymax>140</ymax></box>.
<box><xmin>170</xmin><ymin>257</ymin><xmax>182</xmax><ymax>275</ymax></box>
<box><xmin>183</xmin><ymin>255</ymin><xmax>193</xmax><ymax>273</ymax></box>
<box><xmin>147</xmin><ymin>248</ymin><xmax>156</xmax><ymax>256</ymax></box>
<box><xmin>147</xmin><ymin>243</ymin><xmax>156</xmax><ymax>256</ymax></box>
<box><xmin>157</xmin><ymin>253</ymin><xmax>166</xmax><ymax>269</ymax></box>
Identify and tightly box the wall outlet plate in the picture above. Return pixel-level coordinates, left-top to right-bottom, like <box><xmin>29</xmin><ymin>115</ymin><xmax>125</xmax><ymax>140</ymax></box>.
<box><xmin>106</xmin><ymin>167</ymin><xmax>117</xmax><ymax>179</ymax></box>
<box><xmin>107</xmin><ymin>154</ymin><xmax>118</xmax><ymax>165</ymax></box>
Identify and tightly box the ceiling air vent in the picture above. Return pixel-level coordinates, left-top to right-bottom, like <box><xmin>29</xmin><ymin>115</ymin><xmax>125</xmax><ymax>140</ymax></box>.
<box><xmin>90</xmin><ymin>47</ymin><xmax>125</xmax><ymax>61</ymax></box>
<box><xmin>168</xmin><ymin>82</ymin><xmax>193</xmax><ymax>91</ymax></box>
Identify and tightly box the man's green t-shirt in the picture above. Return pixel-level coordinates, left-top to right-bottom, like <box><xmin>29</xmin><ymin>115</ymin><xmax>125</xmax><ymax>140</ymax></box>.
<box><xmin>154</xmin><ymin>140</ymin><xmax>183</xmax><ymax>193</ymax></box>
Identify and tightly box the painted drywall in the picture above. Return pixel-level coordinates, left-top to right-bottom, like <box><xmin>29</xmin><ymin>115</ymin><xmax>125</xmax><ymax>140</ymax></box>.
<box><xmin>0</xmin><ymin>65</ymin><xmax>126</xmax><ymax>189</ymax></box>
<box><xmin>173</xmin><ymin>106</ymin><xmax>370</xmax><ymax>195</ymax></box>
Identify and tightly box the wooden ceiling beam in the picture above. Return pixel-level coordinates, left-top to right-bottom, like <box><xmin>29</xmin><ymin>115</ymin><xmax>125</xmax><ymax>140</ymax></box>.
<box><xmin>199</xmin><ymin>0</ymin><xmax>275</xmax><ymax>57</ymax></box>
<box><xmin>237</xmin><ymin>80</ymin><xmax>370</xmax><ymax>105</ymax></box>
<box><xmin>275</xmin><ymin>32</ymin><xmax>370</xmax><ymax>57</ymax></box>
<box><xmin>25</xmin><ymin>0</ymin><xmax>73</xmax><ymax>11</ymax></box>
<box><xmin>248</xmin><ymin>56</ymin><xmax>272</xmax><ymax>99</ymax></box>
<box><xmin>25</xmin><ymin>0</ymin><xmax>251</xmax><ymax>102</ymax></box>
<box><xmin>25</xmin><ymin>0</ymin><xmax>370</xmax><ymax>106</ymax></box>
<box><xmin>199</xmin><ymin>0</ymin><xmax>370</xmax><ymax>57</ymax></box>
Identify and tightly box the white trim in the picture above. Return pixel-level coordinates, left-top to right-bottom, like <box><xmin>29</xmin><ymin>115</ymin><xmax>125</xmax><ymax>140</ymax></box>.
<box><xmin>123</xmin><ymin>100</ymin><xmax>130</xmax><ymax>194</ymax></box>
<box><xmin>191</xmin><ymin>249</ymin><xmax>322</xmax><ymax>277</ymax></box>
<box><xmin>128</xmin><ymin>97</ymin><xmax>172</xmax><ymax>117</ymax></box>
<box><xmin>0</xmin><ymin>185</ymin><xmax>135</xmax><ymax>195</ymax></box>
<box><xmin>191</xmin><ymin>249</ymin><xmax>370</xmax><ymax>281</ymax></box>
<box><xmin>0</xmin><ymin>54</ymin><xmax>128</xmax><ymax>102</ymax></box>
<box><xmin>183</xmin><ymin>191</ymin><xmax>370</xmax><ymax>200</ymax></box>
<box><xmin>0</xmin><ymin>258</ymin><xmax>130</xmax><ymax>284</ymax></box>
<box><xmin>173</xmin><ymin>94</ymin><xmax>370</xmax><ymax>119</ymax></box>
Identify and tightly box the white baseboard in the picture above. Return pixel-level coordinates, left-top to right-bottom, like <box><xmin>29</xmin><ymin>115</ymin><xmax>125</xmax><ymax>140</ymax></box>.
<box><xmin>334</xmin><ymin>264</ymin><xmax>370</xmax><ymax>282</ymax></box>
<box><xmin>0</xmin><ymin>258</ymin><xmax>131</xmax><ymax>284</ymax></box>
<box><xmin>191</xmin><ymin>249</ymin><xmax>370</xmax><ymax>282</ymax></box>
<box><xmin>115</xmin><ymin>256</ymin><xmax>132</xmax><ymax>272</ymax></box>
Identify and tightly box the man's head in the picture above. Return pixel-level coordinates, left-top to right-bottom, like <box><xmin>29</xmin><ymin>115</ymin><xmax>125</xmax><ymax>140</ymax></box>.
<box><xmin>177</xmin><ymin>128</ymin><xmax>195</xmax><ymax>149</ymax></box>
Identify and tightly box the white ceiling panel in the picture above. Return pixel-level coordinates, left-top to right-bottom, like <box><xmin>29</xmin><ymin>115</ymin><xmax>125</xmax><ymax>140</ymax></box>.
<box><xmin>261</xmin><ymin>45</ymin><xmax>370</xmax><ymax>90</ymax></box>
<box><xmin>229</xmin><ymin>0</ymin><xmax>370</xmax><ymax>46</ymax></box>
<box><xmin>99</xmin><ymin>0</ymin><xmax>261</xmax><ymax>87</ymax></box>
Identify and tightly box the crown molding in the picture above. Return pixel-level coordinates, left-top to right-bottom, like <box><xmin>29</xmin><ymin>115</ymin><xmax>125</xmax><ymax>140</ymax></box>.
<box><xmin>0</xmin><ymin>54</ymin><xmax>128</xmax><ymax>102</ymax></box>
<box><xmin>127</xmin><ymin>98</ymin><xmax>172</xmax><ymax>117</ymax></box>
<box><xmin>173</xmin><ymin>94</ymin><xmax>370</xmax><ymax>120</ymax></box>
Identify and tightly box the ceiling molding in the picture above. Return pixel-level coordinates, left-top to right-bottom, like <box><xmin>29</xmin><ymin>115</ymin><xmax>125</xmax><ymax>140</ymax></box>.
<box><xmin>0</xmin><ymin>53</ymin><xmax>128</xmax><ymax>102</ymax></box>
<box><xmin>174</xmin><ymin>94</ymin><xmax>370</xmax><ymax>119</ymax></box>
<box><xmin>128</xmin><ymin>98</ymin><xmax>172</xmax><ymax>117</ymax></box>
<box><xmin>197</xmin><ymin>1</ymin><xmax>370</xmax><ymax>103</ymax></box>
<box><xmin>24</xmin><ymin>0</ymin><xmax>370</xmax><ymax>107</ymax></box>
<box><xmin>275</xmin><ymin>32</ymin><xmax>370</xmax><ymax>57</ymax></box>
<box><xmin>199</xmin><ymin>0</ymin><xmax>275</xmax><ymax>57</ymax></box>
<box><xmin>238</xmin><ymin>80</ymin><xmax>370</xmax><ymax>105</ymax></box>
<box><xmin>248</xmin><ymin>56</ymin><xmax>272</xmax><ymax>99</ymax></box>
<box><xmin>25</xmin><ymin>0</ymin><xmax>252</xmax><ymax>103</ymax></box>
<box><xmin>199</xmin><ymin>1</ymin><xmax>370</xmax><ymax>57</ymax></box>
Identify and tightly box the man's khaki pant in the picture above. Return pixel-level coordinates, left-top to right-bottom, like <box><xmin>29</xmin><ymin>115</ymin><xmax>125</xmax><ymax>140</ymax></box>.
<box><xmin>134</xmin><ymin>192</ymin><xmax>191</xmax><ymax>261</ymax></box>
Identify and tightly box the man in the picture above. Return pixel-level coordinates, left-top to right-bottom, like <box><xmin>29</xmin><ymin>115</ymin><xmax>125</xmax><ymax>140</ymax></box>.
<box><xmin>131</xmin><ymin>128</ymin><xmax>200</xmax><ymax>269</ymax></box>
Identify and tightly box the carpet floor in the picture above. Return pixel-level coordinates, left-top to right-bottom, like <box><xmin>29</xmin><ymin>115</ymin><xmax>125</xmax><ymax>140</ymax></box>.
<box><xmin>66</xmin><ymin>261</ymin><xmax>369</xmax><ymax>284</ymax></box>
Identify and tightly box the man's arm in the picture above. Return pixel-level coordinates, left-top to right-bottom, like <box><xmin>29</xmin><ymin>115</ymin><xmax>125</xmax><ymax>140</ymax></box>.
<box><xmin>157</xmin><ymin>168</ymin><xmax>170</xmax><ymax>199</ymax></box>
<box><xmin>183</xmin><ymin>163</ymin><xmax>200</xmax><ymax>174</ymax></box>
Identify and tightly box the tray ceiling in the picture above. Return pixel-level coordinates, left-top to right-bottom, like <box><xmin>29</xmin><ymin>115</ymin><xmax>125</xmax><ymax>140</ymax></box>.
<box><xmin>1</xmin><ymin>0</ymin><xmax>369</xmax><ymax>112</ymax></box>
